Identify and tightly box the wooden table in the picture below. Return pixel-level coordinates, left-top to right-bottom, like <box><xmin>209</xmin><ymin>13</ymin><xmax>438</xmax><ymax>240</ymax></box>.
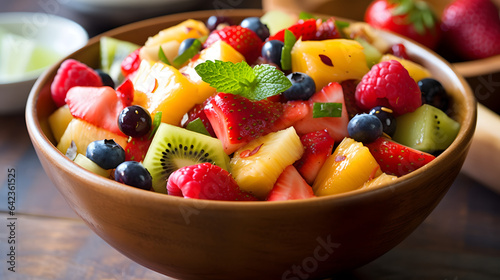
<box><xmin>1</xmin><ymin>1</ymin><xmax>500</xmax><ymax>279</ymax></box>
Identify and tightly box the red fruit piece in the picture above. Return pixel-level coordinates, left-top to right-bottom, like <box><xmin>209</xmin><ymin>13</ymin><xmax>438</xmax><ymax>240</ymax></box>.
<box><xmin>204</xmin><ymin>25</ymin><xmax>263</xmax><ymax>64</ymax></box>
<box><xmin>441</xmin><ymin>0</ymin><xmax>500</xmax><ymax>60</ymax></box>
<box><xmin>341</xmin><ymin>79</ymin><xmax>363</xmax><ymax>118</ymax></box>
<box><xmin>50</xmin><ymin>59</ymin><xmax>103</xmax><ymax>107</ymax></box>
<box><xmin>268</xmin><ymin>18</ymin><xmax>317</xmax><ymax>42</ymax></box>
<box><xmin>167</xmin><ymin>163</ymin><xmax>258</xmax><ymax>201</ymax></box>
<box><xmin>355</xmin><ymin>59</ymin><xmax>421</xmax><ymax>116</ymax></box>
<box><xmin>124</xmin><ymin>136</ymin><xmax>152</xmax><ymax>162</ymax></box>
<box><xmin>293</xmin><ymin>82</ymin><xmax>350</xmax><ymax>142</ymax></box>
<box><xmin>365</xmin><ymin>137</ymin><xmax>436</xmax><ymax>177</ymax></box>
<box><xmin>314</xmin><ymin>17</ymin><xmax>341</xmax><ymax>40</ymax></box>
<box><xmin>115</xmin><ymin>78</ymin><xmax>134</xmax><ymax>107</ymax></box>
<box><xmin>65</xmin><ymin>86</ymin><xmax>126</xmax><ymax>136</ymax></box>
<box><xmin>183</xmin><ymin>102</ymin><xmax>216</xmax><ymax>137</ymax></box>
<box><xmin>293</xmin><ymin>130</ymin><xmax>335</xmax><ymax>185</ymax></box>
<box><xmin>121</xmin><ymin>48</ymin><xmax>141</xmax><ymax>78</ymax></box>
<box><xmin>389</xmin><ymin>43</ymin><xmax>410</xmax><ymax>60</ymax></box>
<box><xmin>204</xmin><ymin>93</ymin><xmax>285</xmax><ymax>154</ymax></box>
<box><xmin>267</xmin><ymin>165</ymin><xmax>315</xmax><ymax>201</ymax></box>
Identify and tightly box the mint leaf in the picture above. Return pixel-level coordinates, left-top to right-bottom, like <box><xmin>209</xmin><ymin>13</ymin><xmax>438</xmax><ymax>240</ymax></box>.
<box><xmin>299</xmin><ymin>11</ymin><xmax>316</xmax><ymax>20</ymax></box>
<box><xmin>313</xmin><ymin>102</ymin><xmax>342</xmax><ymax>118</ymax></box>
<box><xmin>149</xmin><ymin>111</ymin><xmax>162</xmax><ymax>139</ymax></box>
<box><xmin>194</xmin><ymin>60</ymin><xmax>255</xmax><ymax>95</ymax></box>
<box><xmin>172</xmin><ymin>39</ymin><xmax>201</xmax><ymax>68</ymax></box>
<box><xmin>281</xmin><ymin>29</ymin><xmax>296</xmax><ymax>71</ymax></box>
<box><xmin>252</xmin><ymin>64</ymin><xmax>292</xmax><ymax>100</ymax></box>
<box><xmin>185</xmin><ymin>118</ymin><xmax>211</xmax><ymax>136</ymax></box>
<box><xmin>158</xmin><ymin>46</ymin><xmax>171</xmax><ymax>65</ymax></box>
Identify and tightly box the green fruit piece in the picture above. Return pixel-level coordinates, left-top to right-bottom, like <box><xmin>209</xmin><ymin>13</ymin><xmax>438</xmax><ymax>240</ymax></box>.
<box><xmin>393</xmin><ymin>104</ymin><xmax>460</xmax><ymax>153</ymax></box>
<box><xmin>355</xmin><ymin>37</ymin><xmax>382</xmax><ymax>68</ymax></box>
<box><xmin>143</xmin><ymin>123</ymin><xmax>230</xmax><ymax>193</ymax></box>
<box><xmin>100</xmin><ymin>36</ymin><xmax>140</xmax><ymax>83</ymax></box>
<box><xmin>260</xmin><ymin>10</ymin><xmax>296</xmax><ymax>36</ymax></box>
<box><xmin>74</xmin><ymin>153</ymin><xmax>111</xmax><ymax>178</ymax></box>
<box><xmin>185</xmin><ymin>118</ymin><xmax>211</xmax><ymax>136</ymax></box>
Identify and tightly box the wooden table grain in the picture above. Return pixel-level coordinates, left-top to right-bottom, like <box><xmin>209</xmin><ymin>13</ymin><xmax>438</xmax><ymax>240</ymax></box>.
<box><xmin>1</xmin><ymin>1</ymin><xmax>500</xmax><ymax>279</ymax></box>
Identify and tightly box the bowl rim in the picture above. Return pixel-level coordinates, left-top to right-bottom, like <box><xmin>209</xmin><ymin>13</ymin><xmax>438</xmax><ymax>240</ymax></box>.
<box><xmin>0</xmin><ymin>12</ymin><xmax>89</xmax><ymax>85</ymax></box>
<box><xmin>25</xmin><ymin>9</ymin><xmax>477</xmax><ymax>211</ymax></box>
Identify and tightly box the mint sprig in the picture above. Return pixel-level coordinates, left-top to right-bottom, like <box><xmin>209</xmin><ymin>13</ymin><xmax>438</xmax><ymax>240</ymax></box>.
<box><xmin>313</xmin><ymin>102</ymin><xmax>342</xmax><ymax>118</ymax></box>
<box><xmin>194</xmin><ymin>60</ymin><xmax>292</xmax><ymax>100</ymax></box>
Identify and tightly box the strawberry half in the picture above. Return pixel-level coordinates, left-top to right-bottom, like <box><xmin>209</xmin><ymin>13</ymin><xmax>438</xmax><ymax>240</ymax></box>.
<box><xmin>268</xmin><ymin>18</ymin><xmax>317</xmax><ymax>42</ymax></box>
<box><xmin>365</xmin><ymin>137</ymin><xmax>436</xmax><ymax>177</ymax></box>
<box><xmin>293</xmin><ymin>130</ymin><xmax>335</xmax><ymax>185</ymax></box>
<box><xmin>124</xmin><ymin>136</ymin><xmax>152</xmax><ymax>162</ymax></box>
<box><xmin>65</xmin><ymin>86</ymin><xmax>126</xmax><ymax>136</ymax></box>
<box><xmin>204</xmin><ymin>25</ymin><xmax>263</xmax><ymax>64</ymax></box>
<box><xmin>267</xmin><ymin>165</ymin><xmax>315</xmax><ymax>201</ymax></box>
<box><xmin>116</xmin><ymin>78</ymin><xmax>134</xmax><ymax>107</ymax></box>
<box><xmin>293</xmin><ymin>82</ymin><xmax>350</xmax><ymax>142</ymax></box>
<box><xmin>204</xmin><ymin>93</ymin><xmax>284</xmax><ymax>154</ymax></box>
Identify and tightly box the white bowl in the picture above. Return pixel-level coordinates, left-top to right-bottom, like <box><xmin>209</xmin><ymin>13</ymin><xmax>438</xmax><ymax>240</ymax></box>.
<box><xmin>0</xmin><ymin>12</ymin><xmax>88</xmax><ymax>114</ymax></box>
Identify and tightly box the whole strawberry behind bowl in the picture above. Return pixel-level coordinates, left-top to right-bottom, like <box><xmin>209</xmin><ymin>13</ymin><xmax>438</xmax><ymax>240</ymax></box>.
<box><xmin>26</xmin><ymin>9</ymin><xmax>475</xmax><ymax>280</ymax></box>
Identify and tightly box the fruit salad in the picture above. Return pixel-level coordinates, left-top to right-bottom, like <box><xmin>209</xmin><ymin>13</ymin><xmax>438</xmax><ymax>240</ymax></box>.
<box><xmin>47</xmin><ymin>11</ymin><xmax>461</xmax><ymax>201</ymax></box>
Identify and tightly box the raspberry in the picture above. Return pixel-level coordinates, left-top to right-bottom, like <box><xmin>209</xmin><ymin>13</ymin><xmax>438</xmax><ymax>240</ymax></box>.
<box><xmin>167</xmin><ymin>163</ymin><xmax>257</xmax><ymax>201</ymax></box>
<box><xmin>355</xmin><ymin>60</ymin><xmax>421</xmax><ymax>116</ymax></box>
<box><xmin>50</xmin><ymin>59</ymin><xmax>103</xmax><ymax>107</ymax></box>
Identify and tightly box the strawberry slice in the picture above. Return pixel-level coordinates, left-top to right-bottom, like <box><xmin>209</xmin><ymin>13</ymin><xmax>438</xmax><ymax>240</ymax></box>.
<box><xmin>267</xmin><ymin>165</ymin><xmax>316</xmax><ymax>201</ymax></box>
<box><xmin>268</xmin><ymin>18</ymin><xmax>317</xmax><ymax>42</ymax></box>
<box><xmin>293</xmin><ymin>82</ymin><xmax>349</xmax><ymax>142</ymax></box>
<box><xmin>293</xmin><ymin>130</ymin><xmax>335</xmax><ymax>185</ymax></box>
<box><xmin>204</xmin><ymin>25</ymin><xmax>263</xmax><ymax>64</ymax></box>
<box><xmin>116</xmin><ymin>78</ymin><xmax>134</xmax><ymax>107</ymax></box>
<box><xmin>365</xmin><ymin>137</ymin><xmax>436</xmax><ymax>177</ymax></box>
<box><xmin>121</xmin><ymin>47</ymin><xmax>141</xmax><ymax>78</ymax></box>
<box><xmin>204</xmin><ymin>93</ymin><xmax>285</xmax><ymax>154</ymax></box>
<box><xmin>124</xmin><ymin>136</ymin><xmax>152</xmax><ymax>162</ymax></box>
<box><xmin>65</xmin><ymin>86</ymin><xmax>126</xmax><ymax>136</ymax></box>
<box><xmin>167</xmin><ymin>163</ymin><xmax>258</xmax><ymax>201</ymax></box>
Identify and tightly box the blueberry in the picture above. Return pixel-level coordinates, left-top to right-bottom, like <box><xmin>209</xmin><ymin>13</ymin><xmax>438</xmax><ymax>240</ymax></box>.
<box><xmin>240</xmin><ymin>17</ymin><xmax>270</xmax><ymax>41</ymax></box>
<box><xmin>178</xmin><ymin>38</ymin><xmax>197</xmax><ymax>56</ymax></box>
<box><xmin>206</xmin><ymin>15</ymin><xmax>233</xmax><ymax>32</ymax></box>
<box><xmin>418</xmin><ymin>78</ymin><xmax>449</xmax><ymax>112</ymax></box>
<box><xmin>282</xmin><ymin>72</ymin><xmax>316</xmax><ymax>101</ymax></box>
<box><xmin>86</xmin><ymin>139</ymin><xmax>125</xmax><ymax>170</ymax></box>
<box><xmin>347</xmin><ymin>113</ymin><xmax>383</xmax><ymax>143</ymax></box>
<box><xmin>261</xmin><ymin>40</ymin><xmax>284</xmax><ymax>67</ymax></box>
<box><xmin>95</xmin><ymin>69</ymin><xmax>115</xmax><ymax>88</ymax></box>
<box><xmin>114</xmin><ymin>161</ymin><xmax>152</xmax><ymax>190</ymax></box>
<box><xmin>369</xmin><ymin>106</ymin><xmax>397</xmax><ymax>137</ymax></box>
<box><xmin>118</xmin><ymin>105</ymin><xmax>152</xmax><ymax>138</ymax></box>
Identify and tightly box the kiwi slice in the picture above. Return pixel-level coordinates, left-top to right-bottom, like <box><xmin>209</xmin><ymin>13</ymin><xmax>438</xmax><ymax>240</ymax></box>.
<box><xmin>393</xmin><ymin>104</ymin><xmax>460</xmax><ymax>153</ymax></box>
<box><xmin>142</xmin><ymin>123</ymin><xmax>230</xmax><ymax>193</ymax></box>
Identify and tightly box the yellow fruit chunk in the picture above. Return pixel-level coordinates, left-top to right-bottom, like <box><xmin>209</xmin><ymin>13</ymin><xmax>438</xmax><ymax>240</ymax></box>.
<box><xmin>140</xmin><ymin>19</ymin><xmax>209</xmax><ymax>63</ymax></box>
<box><xmin>380</xmin><ymin>54</ymin><xmax>431</xmax><ymax>82</ymax></box>
<box><xmin>313</xmin><ymin>138</ymin><xmax>382</xmax><ymax>196</ymax></box>
<box><xmin>291</xmin><ymin>39</ymin><xmax>370</xmax><ymax>90</ymax></box>
<box><xmin>132</xmin><ymin>60</ymin><xmax>199</xmax><ymax>125</ymax></box>
<box><xmin>57</xmin><ymin>119</ymin><xmax>128</xmax><ymax>155</ymax></box>
<box><xmin>48</xmin><ymin>104</ymin><xmax>73</xmax><ymax>143</ymax></box>
<box><xmin>74</xmin><ymin>153</ymin><xmax>112</xmax><ymax>178</ymax></box>
<box><xmin>180</xmin><ymin>40</ymin><xmax>245</xmax><ymax>103</ymax></box>
<box><xmin>361</xmin><ymin>173</ymin><xmax>398</xmax><ymax>190</ymax></box>
<box><xmin>230</xmin><ymin>127</ymin><xmax>304</xmax><ymax>199</ymax></box>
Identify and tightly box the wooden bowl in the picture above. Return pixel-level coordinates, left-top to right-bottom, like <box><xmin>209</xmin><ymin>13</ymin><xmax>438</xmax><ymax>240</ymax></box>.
<box><xmin>26</xmin><ymin>9</ymin><xmax>476</xmax><ymax>280</ymax></box>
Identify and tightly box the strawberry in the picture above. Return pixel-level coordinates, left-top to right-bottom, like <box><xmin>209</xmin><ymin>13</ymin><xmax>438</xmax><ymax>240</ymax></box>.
<box><xmin>50</xmin><ymin>59</ymin><xmax>103</xmax><ymax>107</ymax></box>
<box><xmin>293</xmin><ymin>130</ymin><xmax>335</xmax><ymax>185</ymax></box>
<box><xmin>268</xmin><ymin>18</ymin><xmax>317</xmax><ymax>42</ymax></box>
<box><xmin>124</xmin><ymin>136</ymin><xmax>152</xmax><ymax>162</ymax></box>
<box><xmin>115</xmin><ymin>78</ymin><xmax>134</xmax><ymax>107</ymax></box>
<box><xmin>292</xmin><ymin>82</ymin><xmax>350</xmax><ymax>142</ymax></box>
<box><xmin>121</xmin><ymin>47</ymin><xmax>141</xmax><ymax>78</ymax></box>
<box><xmin>364</xmin><ymin>0</ymin><xmax>442</xmax><ymax>49</ymax></box>
<box><xmin>267</xmin><ymin>165</ymin><xmax>315</xmax><ymax>201</ymax></box>
<box><xmin>204</xmin><ymin>25</ymin><xmax>263</xmax><ymax>64</ymax></box>
<box><xmin>204</xmin><ymin>93</ymin><xmax>285</xmax><ymax>154</ymax></box>
<box><xmin>314</xmin><ymin>17</ymin><xmax>342</xmax><ymax>40</ymax></box>
<box><xmin>441</xmin><ymin>0</ymin><xmax>500</xmax><ymax>60</ymax></box>
<box><xmin>365</xmin><ymin>137</ymin><xmax>436</xmax><ymax>177</ymax></box>
<box><xmin>167</xmin><ymin>163</ymin><xmax>258</xmax><ymax>201</ymax></box>
<box><xmin>65</xmin><ymin>86</ymin><xmax>126</xmax><ymax>136</ymax></box>
<box><xmin>355</xmin><ymin>60</ymin><xmax>421</xmax><ymax>116</ymax></box>
<box><xmin>389</xmin><ymin>43</ymin><xmax>410</xmax><ymax>60</ymax></box>
<box><xmin>183</xmin><ymin>102</ymin><xmax>216</xmax><ymax>137</ymax></box>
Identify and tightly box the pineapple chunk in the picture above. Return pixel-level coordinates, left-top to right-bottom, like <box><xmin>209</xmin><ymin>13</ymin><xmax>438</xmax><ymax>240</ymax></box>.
<box><xmin>313</xmin><ymin>138</ymin><xmax>382</xmax><ymax>196</ymax></box>
<box><xmin>57</xmin><ymin>119</ymin><xmax>128</xmax><ymax>156</ymax></box>
<box><xmin>230</xmin><ymin>127</ymin><xmax>304</xmax><ymax>199</ymax></box>
<box><xmin>361</xmin><ymin>173</ymin><xmax>398</xmax><ymax>190</ymax></box>
<box><xmin>74</xmin><ymin>153</ymin><xmax>112</xmax><ymax>178</ymax></box>
<box><xmin>180</xmin><ymin>40</ymin><xmax>245</xmax><ymax>103</ymax></box>
<box><xmin>48</xmin><ymin>105</ymin><xmax>73</xmax><ymax>143</ymax></box>
<box><xmin>132</xmin><ymin>60</ymin><xmax>199</xmax><ymax>125</ymax></box>
<box><xmin>291</xmin><ymin>39</ymin><xmax>370</xmax><ymax>90</ymax></box>
<box><xmin>380</xmin><ymin>54</ymin><xmax>431</xmax><ymax>83</ymax></box>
